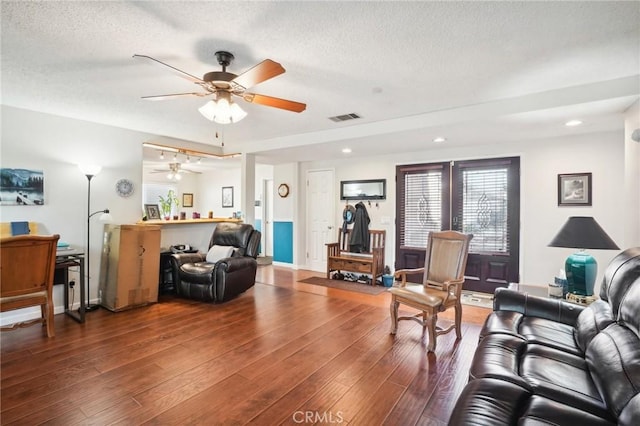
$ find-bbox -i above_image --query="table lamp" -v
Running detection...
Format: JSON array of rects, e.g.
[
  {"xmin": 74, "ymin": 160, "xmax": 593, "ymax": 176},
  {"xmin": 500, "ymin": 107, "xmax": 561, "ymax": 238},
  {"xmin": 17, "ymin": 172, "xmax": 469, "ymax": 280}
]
[{"xmin": 548, "ymin": 216, "xmax": 619, "ymax": 296}]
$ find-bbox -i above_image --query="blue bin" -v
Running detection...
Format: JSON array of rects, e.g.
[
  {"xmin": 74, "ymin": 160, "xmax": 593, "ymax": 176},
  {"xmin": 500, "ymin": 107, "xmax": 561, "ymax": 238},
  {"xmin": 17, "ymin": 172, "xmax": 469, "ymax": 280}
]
[{"xmin": 382, "ymin": 275, "xmax": 394, "ymax": 287}]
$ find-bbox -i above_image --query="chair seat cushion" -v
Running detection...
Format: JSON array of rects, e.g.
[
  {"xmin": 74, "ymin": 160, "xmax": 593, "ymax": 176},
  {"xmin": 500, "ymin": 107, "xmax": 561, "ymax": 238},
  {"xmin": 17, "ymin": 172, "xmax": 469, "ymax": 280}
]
[
  {"xmin": 388, "ymin": 283, "xmax": 452, "ymax": 307},
  {"xmin": 180, "ymin": 262, "xmax": 216, "ymax": 284},
  {"xmin": 470, "ymin": 334, "xmax": 609, "ymax": 419},
  {"xmin": 481, "ymin": 311, "xmax": 582, "ymax": 356}
]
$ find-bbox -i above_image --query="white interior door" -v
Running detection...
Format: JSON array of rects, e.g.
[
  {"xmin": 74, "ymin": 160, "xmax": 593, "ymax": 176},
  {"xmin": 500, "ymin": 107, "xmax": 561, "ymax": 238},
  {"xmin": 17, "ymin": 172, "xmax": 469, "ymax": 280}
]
[
  {"xmin": 306, "ymin": 169, "xmax": 334, "ymax": 272},
  {"xmin": 262, "ymin": 179, "xmax": 274, "ymax": 256}
]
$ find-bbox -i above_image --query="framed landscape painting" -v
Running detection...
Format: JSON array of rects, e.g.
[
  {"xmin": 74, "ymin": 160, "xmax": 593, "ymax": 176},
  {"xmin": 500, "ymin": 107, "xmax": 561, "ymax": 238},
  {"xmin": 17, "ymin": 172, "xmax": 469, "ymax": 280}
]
[
  {"xmin": 0, "ymin": 168, "xmax": 45, "ymax": 205},
  {"xmin": 558, "ymin": 172, "xmax": 592, "ymax": 206}
]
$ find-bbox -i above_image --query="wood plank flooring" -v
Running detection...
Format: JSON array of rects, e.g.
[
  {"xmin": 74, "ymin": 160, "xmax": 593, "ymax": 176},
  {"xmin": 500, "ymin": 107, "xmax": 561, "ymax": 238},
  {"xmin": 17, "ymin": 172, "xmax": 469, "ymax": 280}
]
[{"xmin": 0, "ymin": 266, "xmax": 491, "ymax": 425}]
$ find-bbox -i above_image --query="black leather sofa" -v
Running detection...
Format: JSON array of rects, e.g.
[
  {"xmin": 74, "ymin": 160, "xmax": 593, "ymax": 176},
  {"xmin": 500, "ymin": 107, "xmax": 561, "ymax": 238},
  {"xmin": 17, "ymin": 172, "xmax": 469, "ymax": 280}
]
[
  {"xmin": 169, "ymin": 222, "xmax": 261, "ymax": 303},
  {"xmin": 449, "ymin": 247, "xmax": 640, "ymax": 425}
]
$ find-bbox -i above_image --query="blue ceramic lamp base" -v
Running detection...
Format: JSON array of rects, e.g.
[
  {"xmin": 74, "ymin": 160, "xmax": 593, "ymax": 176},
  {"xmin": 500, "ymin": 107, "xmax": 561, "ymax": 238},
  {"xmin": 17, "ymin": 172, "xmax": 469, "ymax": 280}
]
[{"xmin": 565, "ymin": 250, "xmax": 597, "ymax": 296}]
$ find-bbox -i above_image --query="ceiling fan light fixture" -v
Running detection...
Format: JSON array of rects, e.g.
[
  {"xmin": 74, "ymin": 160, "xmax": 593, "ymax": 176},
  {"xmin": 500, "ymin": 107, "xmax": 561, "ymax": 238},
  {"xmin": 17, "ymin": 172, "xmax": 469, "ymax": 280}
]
[
  {"xmin": 199, "ymin": 100, "xmax": 217, "ymax": 121},
  {"xmin": 198, "ymin": 96, "xmax": 247, "ymax": 125},
  {"xmin": 229, "ymin": 102, "xmax": 247, "ymax": 123}
]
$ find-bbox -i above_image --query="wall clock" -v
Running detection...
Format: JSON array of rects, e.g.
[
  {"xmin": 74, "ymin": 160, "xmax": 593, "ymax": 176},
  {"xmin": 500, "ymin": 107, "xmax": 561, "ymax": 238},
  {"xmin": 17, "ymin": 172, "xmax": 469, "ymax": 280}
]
[
  {"xmin": 278, "ymin": 183, "xmax": 290, "ymax": 198},
  {"xmin": 115, "ymin": 178, "xmax": 134, "ymax": 198}
]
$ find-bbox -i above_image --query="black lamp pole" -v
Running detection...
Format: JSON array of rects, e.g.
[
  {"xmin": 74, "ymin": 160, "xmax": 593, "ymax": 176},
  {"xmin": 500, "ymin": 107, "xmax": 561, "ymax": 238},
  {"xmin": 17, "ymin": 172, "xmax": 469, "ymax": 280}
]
[{"xmin": 84, "ymin": 173, "xmax": 110, "ymax": 312}]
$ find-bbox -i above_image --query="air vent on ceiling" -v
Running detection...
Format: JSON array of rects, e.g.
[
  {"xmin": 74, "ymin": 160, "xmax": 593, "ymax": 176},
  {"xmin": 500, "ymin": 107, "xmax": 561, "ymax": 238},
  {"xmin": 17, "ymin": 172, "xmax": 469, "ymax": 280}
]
[{"xmin": 329, "ymin": 113, "xmax": 361, "ymax": 122}]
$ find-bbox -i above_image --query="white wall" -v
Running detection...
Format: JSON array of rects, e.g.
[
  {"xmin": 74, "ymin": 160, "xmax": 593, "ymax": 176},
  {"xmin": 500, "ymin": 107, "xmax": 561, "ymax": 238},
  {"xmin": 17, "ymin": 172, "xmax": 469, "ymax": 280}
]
[
  {"xmin": 1, "ymin": 105, "xmax": 153, "ymax": 324},
  {"xmin": 196, "ymin": 168, "xmax": 241, "ymax": 219},
  {"xmin": 623, "ymin": 99, "xmax": 640, "ymax": 245},
  {"xmin": 272, "ymin": 163, "xmax": 298, "ymax": 265},
  {"xmin": 194, "ymin": 165, "xmax": 273, "ymax": 220},
  {"xmin": 1, "ymin": 105, "xmax": 637, "ymax": 325},
  {"xmin": 299, "ymin": 130, "xmax": 636, "ymax": 295}
]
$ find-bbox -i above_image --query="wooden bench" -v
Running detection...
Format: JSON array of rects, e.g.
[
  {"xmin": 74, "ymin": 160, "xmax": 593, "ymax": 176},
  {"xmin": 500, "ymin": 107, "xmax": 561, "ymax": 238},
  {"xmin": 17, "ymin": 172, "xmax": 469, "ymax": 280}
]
[{"xmin": 326, "ymin": 229, "xmax": 386, "ymax": 284}]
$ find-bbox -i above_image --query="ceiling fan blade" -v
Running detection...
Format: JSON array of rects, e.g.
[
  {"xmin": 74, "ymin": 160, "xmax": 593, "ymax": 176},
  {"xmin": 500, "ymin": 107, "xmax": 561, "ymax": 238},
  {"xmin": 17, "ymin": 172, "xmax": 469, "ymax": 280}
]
[
  {"xmin": 141, "ymin": 92, "xmax": 208, "ymax": 101},
  {"xmin": 243, "ymin": 93, "xmax": 306, "ymax": 113},
  {"xmin": 232, "ymin": 59, "xmax": 285, "ymax": 90},
  {"xmin": 133, "ymin": 54, "xmax": 203, "ymax": 83}
]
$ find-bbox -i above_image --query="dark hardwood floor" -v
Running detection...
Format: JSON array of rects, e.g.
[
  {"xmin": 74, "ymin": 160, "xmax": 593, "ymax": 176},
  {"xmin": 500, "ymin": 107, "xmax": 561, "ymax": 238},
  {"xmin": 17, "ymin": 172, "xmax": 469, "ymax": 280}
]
[{"xmin": 1, "ymin": 266, "xmax": 491, "ymax": 425}]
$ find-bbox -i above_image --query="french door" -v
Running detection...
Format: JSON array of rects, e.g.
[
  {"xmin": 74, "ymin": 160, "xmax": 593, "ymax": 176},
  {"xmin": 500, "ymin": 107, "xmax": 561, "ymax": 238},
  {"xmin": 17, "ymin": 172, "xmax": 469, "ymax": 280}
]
[{"xmin": 395, "ymin": 157, "xmax": 520, "ymax": 293}]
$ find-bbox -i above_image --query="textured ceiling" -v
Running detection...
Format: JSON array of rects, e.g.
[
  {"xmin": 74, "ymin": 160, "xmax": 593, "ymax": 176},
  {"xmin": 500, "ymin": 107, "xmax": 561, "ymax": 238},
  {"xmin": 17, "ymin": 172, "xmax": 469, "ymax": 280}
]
[{"xmin": 1, "ymin": 1, "xmax": 639, "ymax": 168}]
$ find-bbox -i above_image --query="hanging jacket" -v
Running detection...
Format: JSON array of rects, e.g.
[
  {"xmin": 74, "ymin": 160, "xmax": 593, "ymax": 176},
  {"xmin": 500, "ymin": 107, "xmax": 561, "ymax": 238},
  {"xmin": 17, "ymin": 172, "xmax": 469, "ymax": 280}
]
[{"xmin": 349, "ymin": 201, "xmax": 370, "ymax": 253}]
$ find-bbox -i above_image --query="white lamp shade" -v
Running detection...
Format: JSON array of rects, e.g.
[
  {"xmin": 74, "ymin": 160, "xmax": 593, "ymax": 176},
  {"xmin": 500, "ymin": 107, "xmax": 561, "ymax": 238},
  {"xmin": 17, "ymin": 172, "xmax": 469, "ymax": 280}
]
[
  {"xmin": 198, "ymin": 100, "xmax": 217, "ymax": 121},
  {"xmin": 99, "ymin": 212, "xmax": 114, "ymax": 223},
  {"xmin": 230, "ymin": 102, "xmax": 248, "ymax": 123},
  {"xmin": 79, "ymin": 164, "xmax": 102, "ymax": 176},
  {"xmin": 198, "ymin": 98, "xmax": 247, "ymax": 124}
]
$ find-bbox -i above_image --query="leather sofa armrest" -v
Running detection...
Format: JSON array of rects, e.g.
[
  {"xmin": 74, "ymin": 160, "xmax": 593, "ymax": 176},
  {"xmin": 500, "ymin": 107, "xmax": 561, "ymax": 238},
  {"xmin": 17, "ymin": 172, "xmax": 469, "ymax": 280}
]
[{"xmin": 494, "ymin": 287, "xmax": 585, "ymax": 326}]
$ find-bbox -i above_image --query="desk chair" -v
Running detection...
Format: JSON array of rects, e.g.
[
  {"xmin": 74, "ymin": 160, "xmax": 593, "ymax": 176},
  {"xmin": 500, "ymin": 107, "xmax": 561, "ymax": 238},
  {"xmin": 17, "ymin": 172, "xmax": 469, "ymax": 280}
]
[{"xmin": 1, "ymin": 234, "xmax": 60, "ymax": 337}]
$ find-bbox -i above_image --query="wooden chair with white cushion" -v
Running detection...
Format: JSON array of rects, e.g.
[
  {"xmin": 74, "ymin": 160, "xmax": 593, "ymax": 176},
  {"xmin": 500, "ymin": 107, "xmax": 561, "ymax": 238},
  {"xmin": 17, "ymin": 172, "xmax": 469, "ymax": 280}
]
[{"xmin": 389, "ymin": 230, "xmax": 472, "ymax": 352}]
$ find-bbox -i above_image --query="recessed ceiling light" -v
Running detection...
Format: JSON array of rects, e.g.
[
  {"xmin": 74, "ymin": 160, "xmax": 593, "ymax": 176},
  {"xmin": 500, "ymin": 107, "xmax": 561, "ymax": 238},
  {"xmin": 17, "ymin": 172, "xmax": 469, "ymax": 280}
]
[
  {"xmin": 565, "ymin": 120, "xmax": 583, "ymax": 127},
  {"xmin": 433, "ymin": 137, "xmax": 447, "ymax": 143},
  {"xmin": 342, "ymin": 147, "xmax": 352, "ymax": 154}
]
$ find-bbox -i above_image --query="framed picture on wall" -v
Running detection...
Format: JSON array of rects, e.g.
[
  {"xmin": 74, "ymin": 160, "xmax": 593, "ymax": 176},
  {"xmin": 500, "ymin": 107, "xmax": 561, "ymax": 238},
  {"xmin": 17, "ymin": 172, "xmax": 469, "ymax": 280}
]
[
  {"xmin": 0, "ymin": 168, "xmax": 45, "ymax": 205},
  {"xmin": 222, "ymin": 186, "xmax": 234, "ymax": 208},
  {"xmin": 182, "ymin": 193, "xmax": 193, "ymax": 208},
  {"xmin": 558, "ymin": 172, "xmax": 592, "ymax": 206}
]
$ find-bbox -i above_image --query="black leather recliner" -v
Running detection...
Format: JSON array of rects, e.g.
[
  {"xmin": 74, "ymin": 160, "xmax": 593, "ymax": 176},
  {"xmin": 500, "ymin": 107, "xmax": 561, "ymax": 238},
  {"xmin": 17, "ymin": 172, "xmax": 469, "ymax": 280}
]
[{"xmin": 169, "ymin": 222, "xmax": 261, "ymax": 303}]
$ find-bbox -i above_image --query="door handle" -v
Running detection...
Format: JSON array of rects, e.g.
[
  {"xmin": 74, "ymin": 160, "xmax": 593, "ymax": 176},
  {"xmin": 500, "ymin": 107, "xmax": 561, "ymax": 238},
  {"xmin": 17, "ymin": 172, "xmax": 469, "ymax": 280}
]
[{"xmin": 328, "ymin": 226, "xmax": 333, "ymax": 229}]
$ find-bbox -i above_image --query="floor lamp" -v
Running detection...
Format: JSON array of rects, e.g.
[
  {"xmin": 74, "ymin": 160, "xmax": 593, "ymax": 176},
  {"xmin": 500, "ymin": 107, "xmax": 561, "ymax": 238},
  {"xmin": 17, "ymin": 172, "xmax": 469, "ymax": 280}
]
[{"xmin": 79, "ymin": 165, "xmax": 113, "ymax": 311}]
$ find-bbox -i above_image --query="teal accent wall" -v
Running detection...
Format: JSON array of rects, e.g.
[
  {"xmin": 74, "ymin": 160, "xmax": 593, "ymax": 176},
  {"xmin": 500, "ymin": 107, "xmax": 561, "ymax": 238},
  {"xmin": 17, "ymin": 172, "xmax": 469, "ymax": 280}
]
[{"xmin": 273, "ymin": 221, "xmax": 293, "ymax": 263}]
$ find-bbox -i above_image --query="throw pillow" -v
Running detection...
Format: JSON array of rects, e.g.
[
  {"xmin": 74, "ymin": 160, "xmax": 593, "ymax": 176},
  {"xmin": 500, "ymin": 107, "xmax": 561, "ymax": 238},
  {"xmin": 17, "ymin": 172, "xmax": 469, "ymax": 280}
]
[{"xmin": 206, "ymin": 245, "xmax": 234, "ymax": 263}]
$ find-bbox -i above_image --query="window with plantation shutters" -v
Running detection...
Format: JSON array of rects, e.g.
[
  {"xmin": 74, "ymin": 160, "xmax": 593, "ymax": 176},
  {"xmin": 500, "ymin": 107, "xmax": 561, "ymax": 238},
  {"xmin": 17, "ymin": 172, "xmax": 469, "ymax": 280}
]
[{"xmin": 396, "ymin": 157, "xmax": 520, "ymax": 293}]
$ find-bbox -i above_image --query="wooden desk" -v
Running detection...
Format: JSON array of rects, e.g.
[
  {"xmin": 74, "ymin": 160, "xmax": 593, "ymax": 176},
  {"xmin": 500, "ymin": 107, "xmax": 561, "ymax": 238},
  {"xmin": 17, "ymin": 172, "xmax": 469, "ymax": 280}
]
[{"xmin": 56, "ymin": 247, "xmax": 85, "ymax": 323}]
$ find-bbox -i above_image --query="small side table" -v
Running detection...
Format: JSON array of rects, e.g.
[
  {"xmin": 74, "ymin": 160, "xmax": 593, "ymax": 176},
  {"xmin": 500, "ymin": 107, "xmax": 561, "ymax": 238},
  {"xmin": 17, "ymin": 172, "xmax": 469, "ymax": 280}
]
[
  {"xmin": 56, "ymin": 247, "xmax": 86, "ymax": 323},
  {"xmin": 508, "ymin": 282, "xmax": 597, "ymax": 306},
  {"xmin": 159, "ymin": 251, "xmax": 175, "ymax": 294},
  {"xmin": 508, "ymin": 283, "xmax": 549, "ymax": 297}
]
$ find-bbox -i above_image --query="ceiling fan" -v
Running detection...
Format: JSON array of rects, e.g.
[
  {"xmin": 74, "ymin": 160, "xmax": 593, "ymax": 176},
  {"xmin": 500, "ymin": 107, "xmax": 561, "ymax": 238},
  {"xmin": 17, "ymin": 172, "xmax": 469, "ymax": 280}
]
[
  {"xmin": 151, "ymin": 162, "xmax": 200, "ymax": 180},
  {"xmin": 133, "ymin": 51, "xmax": 306, "ymax": 123}
]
